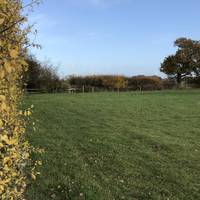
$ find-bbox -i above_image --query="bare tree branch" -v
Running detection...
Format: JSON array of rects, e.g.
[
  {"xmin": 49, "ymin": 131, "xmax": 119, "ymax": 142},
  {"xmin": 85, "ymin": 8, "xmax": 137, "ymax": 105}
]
[
  {"xmin": 22, "ymin": 0, "xmax": 41, "ymax": 9},
  {"xmin": 0, "ymin": 17, "xmax": 25, "ymax": 35}
]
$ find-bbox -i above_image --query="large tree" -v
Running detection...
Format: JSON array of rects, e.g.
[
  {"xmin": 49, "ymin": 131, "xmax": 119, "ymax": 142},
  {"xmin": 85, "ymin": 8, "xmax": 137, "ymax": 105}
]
[
  {"xmin": 160, "ymin": 37, "xmax": 200, "ymax": 85},
  {"xmin": 160, "ymin": 54, "xmax": 191, "ymax": 85},
  {"xmin": 175, "ymin": 37, "xmax": 200, "ymax": 76}
]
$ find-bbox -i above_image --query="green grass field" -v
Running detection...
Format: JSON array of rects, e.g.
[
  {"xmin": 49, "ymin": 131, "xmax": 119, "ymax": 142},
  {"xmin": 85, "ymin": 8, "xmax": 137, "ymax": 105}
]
[{"xmin": 24, "ymin": 90, "xmax": 200, "ymax": 200}]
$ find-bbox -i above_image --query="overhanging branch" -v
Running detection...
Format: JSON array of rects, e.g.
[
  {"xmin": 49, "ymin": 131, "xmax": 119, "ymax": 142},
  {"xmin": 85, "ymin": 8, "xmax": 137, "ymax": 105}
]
[{"xmin": 0, "ymin": 17, "xmax": 25, "ymax": 35}]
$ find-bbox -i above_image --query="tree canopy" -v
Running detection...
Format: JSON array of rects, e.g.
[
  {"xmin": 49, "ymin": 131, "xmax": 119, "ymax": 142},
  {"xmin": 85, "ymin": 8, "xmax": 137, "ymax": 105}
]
[{"xmin": 160, "ymin": 37, "xmax": 200, "ymax": 85}]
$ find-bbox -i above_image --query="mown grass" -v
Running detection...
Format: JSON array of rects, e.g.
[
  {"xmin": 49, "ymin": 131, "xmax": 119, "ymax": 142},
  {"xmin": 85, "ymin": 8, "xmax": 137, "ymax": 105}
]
[{"xmin": 24, "ymin": 90, "xmax": 200, "ymax": 200}]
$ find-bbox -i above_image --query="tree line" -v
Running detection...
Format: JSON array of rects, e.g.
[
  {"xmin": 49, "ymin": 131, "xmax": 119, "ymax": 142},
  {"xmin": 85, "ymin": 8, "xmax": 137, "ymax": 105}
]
[
  {"xmin": 25, "ymin": 37, "xmax": 200, "ymax": 93},
  {"xmin": 24, "ymin": 57, "xmax": 165, "ymax": 92},
  {"xmin": 68, "ymin": 75, "xmax": 163, "ymax": 92}
]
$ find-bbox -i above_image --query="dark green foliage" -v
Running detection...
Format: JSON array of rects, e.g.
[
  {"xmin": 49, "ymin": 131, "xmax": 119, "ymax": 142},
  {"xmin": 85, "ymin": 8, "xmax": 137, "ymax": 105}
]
[
  {"xmin": 24, "ymin": 91, "xmax": 200, "ymax": 200},
  {"xmin": 25, "ymin": 56, "xmax": 63, "ymax": 92}
]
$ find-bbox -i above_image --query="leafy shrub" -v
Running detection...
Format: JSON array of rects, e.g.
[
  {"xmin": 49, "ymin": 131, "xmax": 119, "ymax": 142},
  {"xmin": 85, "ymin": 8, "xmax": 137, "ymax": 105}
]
[{"xmin": 0, "ymin": 1, "xmax": 39, "ymax": 199}]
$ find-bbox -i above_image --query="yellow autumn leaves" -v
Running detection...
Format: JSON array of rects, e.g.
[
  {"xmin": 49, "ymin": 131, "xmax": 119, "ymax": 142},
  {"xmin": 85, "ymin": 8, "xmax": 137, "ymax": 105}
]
[
  {"xmin": 0, "ymin": 18, "xmax": 4, "ymax": 25},
  {"xmin": 0, "ymin": 0, "xmax": 34, "ymax": 199},
  {"xmin": 0, "ymin": 135, "xmax": 18, "ymax": 146},
  {"xmin": 9, "ymin": 49, "xmax": 19, "ymax": 59}
]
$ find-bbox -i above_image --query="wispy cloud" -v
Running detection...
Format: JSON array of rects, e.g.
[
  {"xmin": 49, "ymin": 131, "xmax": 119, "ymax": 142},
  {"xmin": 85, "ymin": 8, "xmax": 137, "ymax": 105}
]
[
  {"xmin": 87, "ymin": 0, "xmax": 124, "ymax": 6},
  {"xmin": 70, "ymin": 0, "xmax": 128, "ymax": 7}
]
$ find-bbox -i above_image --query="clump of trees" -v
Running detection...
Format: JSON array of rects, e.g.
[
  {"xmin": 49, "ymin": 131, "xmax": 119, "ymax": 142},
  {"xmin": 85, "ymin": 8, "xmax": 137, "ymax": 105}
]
[
  {"xmin": 25, "ymin": 55, "xmax": 67, "ymax": 92},
  {"xmin": 160, "ymin": 37, "xmax": 200, "ymax": 87}
]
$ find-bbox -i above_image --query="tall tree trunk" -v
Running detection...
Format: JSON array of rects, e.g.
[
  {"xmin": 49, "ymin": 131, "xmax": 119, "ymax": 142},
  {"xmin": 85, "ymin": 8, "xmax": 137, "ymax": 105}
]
[{"xmin": 176, "ymin": 74, "xmax": 182, "ymax": 88}]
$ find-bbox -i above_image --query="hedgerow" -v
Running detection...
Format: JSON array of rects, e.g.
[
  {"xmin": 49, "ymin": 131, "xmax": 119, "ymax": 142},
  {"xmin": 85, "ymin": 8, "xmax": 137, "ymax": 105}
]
[{"xmin": 0, "ymin": 0, "xmax": 39, "ymax": 199}]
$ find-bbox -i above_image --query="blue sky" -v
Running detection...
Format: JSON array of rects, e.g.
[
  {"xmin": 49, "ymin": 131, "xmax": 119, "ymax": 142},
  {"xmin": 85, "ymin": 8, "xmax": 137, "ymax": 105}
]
[{"xmin": 28, "ymin": 0, "xmax": 200, "ymax": 77}]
